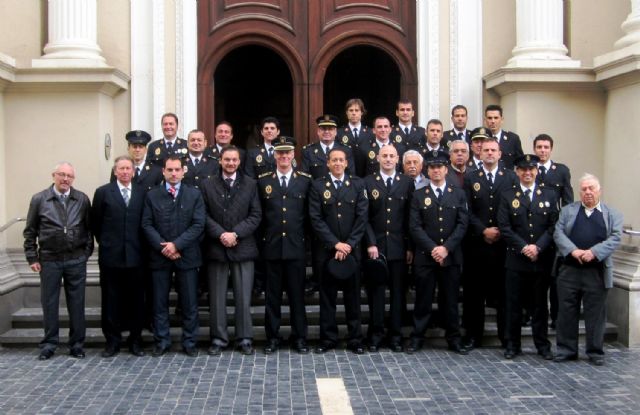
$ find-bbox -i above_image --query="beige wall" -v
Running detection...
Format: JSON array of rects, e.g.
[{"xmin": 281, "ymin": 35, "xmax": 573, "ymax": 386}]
[
  {"xmin": 0, "ymin": 0, "xmax": 44, "ymax": 66},
  {"xmin": 98, "ymin": 0, "xmax": 131, "ymax": 74},
  {"xmin": 483, "ymin": 0, "xmax": 516, "ymax": 75}
]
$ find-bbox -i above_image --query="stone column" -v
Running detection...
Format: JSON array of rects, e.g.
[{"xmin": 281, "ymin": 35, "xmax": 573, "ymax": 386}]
[
  {"xmin": 614, "ymin": 0, "xmax": 640, "ymax": 49},
  {"xmin": 35, "ymin": 0, "xmax": 106, "ymax": 66},
  {"xmin": 507, "ymin": 0, "xmax": 579, "ymax": 68}
]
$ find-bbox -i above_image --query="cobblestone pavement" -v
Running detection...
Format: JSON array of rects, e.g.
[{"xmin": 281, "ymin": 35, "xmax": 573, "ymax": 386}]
[{"xmin": 0, "ymin": 342, "xmax": 639, "ymax": 414}]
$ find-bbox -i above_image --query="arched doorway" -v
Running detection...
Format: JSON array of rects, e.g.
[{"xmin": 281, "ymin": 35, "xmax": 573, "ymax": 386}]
[
  {"xmin": 323, "ymin": 46, "xmax": 401, "ymax": 127},
  {"xmin": 214, "ymin": 45, "xmax": 293, "ymax": 149}
]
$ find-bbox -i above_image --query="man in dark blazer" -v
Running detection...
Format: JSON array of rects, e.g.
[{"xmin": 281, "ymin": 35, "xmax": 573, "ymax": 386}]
[
  {"xmin": 355, "ymin": 116, "xmax": 406, "ymax": 177},
  {"xmin": 92, "ymin": 155, "xmax": 146, "ymax": 357},
  {"xmin": 146, "ymin": 113, "xmax": 188, "ymax": 167},
  {"xmin": 142, "ymin": 155, "xmax": 205, "ymax": 357},
  {"xmin": 203, "ymin": 121, "xmax": 246, "ymax": 172},
  {"xmin": 446, "ymin": 139, "xmax": 471, "ymax": 188},
  {"xmin": 245, "ymin": 116, "xmax": 280, "ymax": 179},
  {"xmin": 182, "ymin": 129, "xmax": 219, "ymax": 190},
  {"xmin": 339, "ymin": 97, "xmax": 374, "ymax": 148},
  {"xmin": 498, "ymin": 154, "xmax": 558, "ymax": 360},
  {"xmin": 408, "ymin": 150, "xmax": 469, "ymax": 355},
  {"xmin": 111, "ymin": 130, "xmax": 163, "ymax": 191},
  {"xmin": 363, "ymin": 144, "xmax": 414, "ymax": 352},
  {"xmin": 462, "ymin": 136, "xmax": 517, "ymax": 350},
  {"xmin": 302, "ymin": 114, "xmax": 356, "ymax": 179},
  {"xmin": 392, "ymin": 99, "xmax": 425, "ymax": 149},
  {"xmin": 442, "ymin": 104, "xmax": 472, "ymax": 148},
  {"xmin": 553, "ymin": 174, "xmax": 622, "ymax": 366},
  {"xmin": 309, "ymin": 147, "xmax": 368, "ymax": 354},
  {"xmin": 258, "ymin": 137, "xmax": 312, "ymax": 354},
  {"xmin": 484, "ymin": 104, "xmax": 523, "ymax": 169},
  {"xmin": 201, "ymin": 145, "xmax": 262, "ymax": 356}
]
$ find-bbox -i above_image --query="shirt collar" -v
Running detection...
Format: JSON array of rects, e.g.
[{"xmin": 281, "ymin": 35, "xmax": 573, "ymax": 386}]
[
  {"xmin": 165, "ymin": 182, "xmax": 181, "ymax": 191},
  {"xmin": 430, "ymin": 182, "xmax": 445, "ymax": 194},
  {"xmin": 117, "ymin": 181, "xmax": 132, "ymax": 192},
  {"xmin": 330, "ymin": 173, "xmax": 345, "ymax": 183},
  {"xmin": 264, "ymin": 142, "xmax": 274, "ymax": 153},
  {"xmin": 427, "ymin": 143, "xmax": 440, "ymax": 151},
  {"xmin": 399, "ymin": 122, "xmax": 412, "ymax": 131},
  {"xmin": 539, "ymin": 160, "xmax": 552, "ymax": 170},
  {"xmin": 582, "ymin": 202, "xmax": 602, "ymax": 213},
  {"xmin": 379, "ymin": 171, "xmax": 395, "ymax": 183},
  {"xmin": 278, "ymin": 169, "xmax": 293, "ymax": 181},
  {"xmin": 375, "ymin": 139, "xmax": 389, "ymax": 148},
  {"xmin": 483, "ymin": 165, "xmax": 499, "ymax": 176},
  {"xmin": 190, "ymin": 153, "xmax": 202, "ymax": 163},
  {"xmin": 349, "ymin": 123, "xmax": 362, "ymax": 130},
  {"xmin": 453, "ymin": 128, "xmax": 466, "ymax": 136},
  {"xmin": 52, "ymin": 187, "xmax": 70, "ymax": 198},
  {"xmin": 222, "ymin": 172, "xmax": 237, "ymax": 182},
  {"xmin": 520, "ymin": 183, "xmax": 535, "ymax": 194}
]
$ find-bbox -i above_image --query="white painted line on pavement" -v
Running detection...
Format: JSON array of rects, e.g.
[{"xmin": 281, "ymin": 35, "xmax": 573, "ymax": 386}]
[{"xmin": 316, "ymin": 377, "xmax": 354, "ymax": 415}]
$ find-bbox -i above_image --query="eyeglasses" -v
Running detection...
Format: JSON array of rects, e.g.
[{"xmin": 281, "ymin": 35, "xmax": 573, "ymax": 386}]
[{"xmin": 54, "ymin": 172, "xmax": 75, "ymax": 179}]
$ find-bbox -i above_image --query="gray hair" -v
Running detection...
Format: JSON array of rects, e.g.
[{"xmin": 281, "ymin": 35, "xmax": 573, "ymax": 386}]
[
  {"xmin": 579, "ymin": 173, "xmax": 601, "ymax": 190},
  {"xmin": 113, "ymin": 155, "xmax": 134, "ymax": 171},
  {"xmin": 402, "ymin": 149, "xmax": 424, "ymax": 164},
  {"xmin": 53, "ymin": 161, "xmax": 74, "ymax": 174},
  {"xmin": 449, "ymin": 139, "xmax": 469, "ymax": 152}
]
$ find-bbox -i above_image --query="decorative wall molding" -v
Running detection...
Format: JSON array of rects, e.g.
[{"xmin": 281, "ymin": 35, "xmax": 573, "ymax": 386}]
[
  {"xmin": 176, "ymin": 1, "xmax": 198, "ymax": 133},
  {"xmin": 417, "ymin": 0, "xmax": 439, "ymax": 125}
]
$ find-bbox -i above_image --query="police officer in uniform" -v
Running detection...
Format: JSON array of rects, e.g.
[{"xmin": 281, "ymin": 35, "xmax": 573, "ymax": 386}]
[
  {"xmin": 462, "ymin": 134, "xmax": 517, "ymax": 350},
  {"xmin": 340, "ymin": 98, "xmax": 374, "ymax": 148},
  {"xmin": 146, "ymin": 112, "xmax": 188, "ymax": 167},
  {"xmin": 497, "ymin": 154, "xmax": 558, "ymax": 360},
  {"xmin": 484, "ymin": 104, "xmax": 524, "ymax": 169},
  {"xmin": 302, "ymin": 115, "xmax": 356, "ymax": 179},
  {"xmin": 182, "ymin": 129, "xmax": 219, "ymax": 190},
  {"xmin": 204, "ymin": 121, "xmax": 246, "ymax": 171},
  {"xmin": 112, "ymin": 130, "xmax": 163, "ymax": 192},
  {"xmin": 355, "ymin": 116, "xmax": 406, "ymax": 177},
  {"xmin": 245, "ymin": 116, "xmax": 280, "ymax": 179},
  {"xmin": 393, "ymin": 99, "xmax": 425, "ymax": 149},
  {"xmin": 308, "ymin": 147, "xmax": 368, "ymax": 354},
  {"xmin": 442, "ymin": 104, "xmax": 472, "ymax": 148},
  {"xmin": 258, "ymin": 136, "xmax": 312, "ymax": 354},
  {"xmin": 408, "ymin": 150, "xmax": 469, "ymax": 355},
  {"xmin": 363, "ymin": 144, "xmax": 414, "ymax": 352}
]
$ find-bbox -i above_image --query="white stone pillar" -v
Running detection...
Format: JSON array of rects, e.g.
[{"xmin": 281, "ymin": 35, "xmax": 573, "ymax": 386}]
[
  {"xmin": 614, "ymin": 0, "xmax": 640, "ymax": 49},
  {"xmin": 507, "ymin": 0, "xmax": 579, "ymax": 68},
  {"xmin": 34, "ymin": 0, "xmax": 106, "ymax": 67}
]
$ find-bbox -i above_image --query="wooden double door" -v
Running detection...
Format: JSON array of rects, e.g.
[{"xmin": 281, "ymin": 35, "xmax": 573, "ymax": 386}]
[{"xmin": 198, "ymin": 0, "xmax": 418, "ymax": 149}]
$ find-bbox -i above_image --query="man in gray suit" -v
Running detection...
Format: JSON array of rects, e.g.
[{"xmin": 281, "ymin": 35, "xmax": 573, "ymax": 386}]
[
  {"xmin": 402, "ymin": 150, "xmax": 428, "ymax": 190},
  {"xmin": 553, "ymin": 173, "xmax": 622, "ymax": 366}
]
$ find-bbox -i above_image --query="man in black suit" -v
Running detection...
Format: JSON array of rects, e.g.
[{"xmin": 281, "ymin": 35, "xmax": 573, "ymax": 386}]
[
  {"xmin": 442, "ymin": 104, "xmax": 472, "ymax": 148},
  {"xmin": 498, "ymin": 154, "xmax": 558, "ymax": 360},
  {"xmin": 309, "ymin": 147, "xmax": 368, "ymax": 354},
  {"xmin": 462, "ymin": 136, "xmax": 517, "ymax": 350},
  {"xmin": 92, "ymin": 155, "xmax": 146, "ymax": 357},
  {"xmin": 201, "ymin": 146, "xmax": 262, "ymax": 356},
  {"xmin": 258, "ymin": 137, "xmax": 312, "ymax": 354},
  {"xmin": 392, "ymin": 99, "xmax": 425, "ymax": 149},
  {"xmin": 146, "ymin": 112, "xmax": 188, "ymax": 167},
  {"xmin": 355, "ymin": 116, "xmax": 406, "ymax": 177},
  {"xmin": 204, "ymin": 121, "xmax": 246, "ymax": 171},
  {"xmin": 408, "ymin": 150, "xmax": 469, "ymax": 355},
  {"xmin": 363, "ymin": 144, "xmax": 414, "ymax": 352},
  {"xmin": 245, "ymin": 116, "xmax": 280, "ymax": 179},
  {"xmin": 484, "ymin": 104, "xmax": 524, "ymax": 169},
  {"xmin": 339, "ymin": 98, "xmax": 374, "ymax": 148},
  {"xmin": 142, "ymin": 156, "xmax": 205, "ymax": 357},
  {"xmin": 446, "ymin": 139, "xmax": 471, "ymax": 188},
  {"xmin": 302, "ymin": 114, "xmax": 356, "ymax": 179},
  {"xmin": 182, "ymin": 129, "xmax": 219, "ymax": 190},
  {"xmin": 111, "ymin": 130, "xmax": 163, "ymax": 191}
]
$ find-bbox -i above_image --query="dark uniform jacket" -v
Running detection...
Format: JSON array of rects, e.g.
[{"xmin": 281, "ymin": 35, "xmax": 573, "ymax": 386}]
[
  {"xmin": 245, "ymin": 145, "xmax": 277, "ymax": 179},
  {"xmin": 141, "ymin": 183, "xmax": 205, "ymax": 270},
  {"xmin": 363, "ymin": 173, "xmax": 414, "ymax": 261},
  {"xmin": 495, "ymin": 131, "xmax": 524, "ymax": 169},
  {"xmin": 409, "ymin": 183, "xmax": 468, "ymax": 267},
  {"xmin": 200, "ymin": 174, "xmax": 262, "ymax": 262},
  {"xmin": 146, "ymin": 138, "xmax": 188, "ymax": 167},
  {"xmin": 308, "ymin": 174, "xmax": 368, "ymax": 258},
  {"xmin": 110, "ymin": 160, "xmax": 163, "ymax": 191},
  {"xmin": 182, "ymin": 154, "xmax": 219, "ymax": 189},
  {"xmin": 392, "ymin": 125, "xmax": 425, "ymax": 150},
  {"xmin": 464, "ymin": 167, "xmax": 518, "ymax": 238},
  {"xmin": 536, "ymin": 161, "xmax": 573, "ymax": 208},
  {"xmin": 355, "ymin": 139, "xmax": 406, "ymax": 177},
  {"xmin": 258, "ymin": 170, "xmax": 312, "ymax": 260},
  {"xmin": 24, "ymin": 186, "xmax": 94, "ymax": 264},
  {"xmin": 91, "ymin": 182, "xmax": 146, "ymax": 268},
  {"xmin": 301, "ymin": 141, "xmax": 355, "ymax": 179},
  {"xmin": 497, "ymin": 186, "xmax": 559, "ymax": 272},
  {"xmin": 338, "ymin": 125, "xmax": 374, "ymax": 148}
]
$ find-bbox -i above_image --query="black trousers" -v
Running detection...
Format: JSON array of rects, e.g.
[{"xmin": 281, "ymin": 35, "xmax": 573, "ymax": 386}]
[
  {"xmin": 504, "ymin": 269, "xmax": 551, "ymax": 352},
  {"xmin": 264, "ymin": 258, "xmax": 308, "ymax": 341},
  {"xmin": 556, "ymin": 264, "xmax": 608, "ymax": 358},
  {"xmin": 318, "ymin": 260, "xmax": 362, "ymax": 345},
  {"xmin": 412, "ymin": 263, "xmax": 461, "ymax": 345},
  {"xmin": 99, "ymin": 265, "xmax": 145, "ymax": 346},
  {"xmin": 364, "ymin": 259, "xmax": 406, "ymax": 345}
]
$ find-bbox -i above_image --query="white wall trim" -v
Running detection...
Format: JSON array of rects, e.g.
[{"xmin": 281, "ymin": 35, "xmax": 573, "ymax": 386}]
[
  {"xmin": 152, "ymin": 0, "xmax": 166, "ymax": 140},
  {"xmin": 130, "ymin": 1, "xmax": 157, "ymax": 135},
  {"xmin": 417, "ymin": 0, "xmax": 439, "ymax": 125},
  {"xmin": 176, "ymin": 0, "xmax": 198, "ymax": 135}
]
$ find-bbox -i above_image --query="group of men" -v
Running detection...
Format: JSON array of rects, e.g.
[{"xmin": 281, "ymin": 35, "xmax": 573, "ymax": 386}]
[{"xmin": 24, "ymin": 101, "xmax": 622, "ymax": 366}]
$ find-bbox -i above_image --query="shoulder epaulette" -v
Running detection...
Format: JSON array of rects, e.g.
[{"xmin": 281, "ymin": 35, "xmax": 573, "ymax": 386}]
[
  {"xmin": 296, "ymin": 171, "xmax": 311, "ymax": 178},
  {"xmin": 258, "ymin": 171, "xmax": 273, "ymax": 179}
]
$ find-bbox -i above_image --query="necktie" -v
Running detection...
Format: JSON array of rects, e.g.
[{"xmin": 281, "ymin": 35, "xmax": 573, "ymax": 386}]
[
  {"xmin": 168, "ymin": 186, "xmax": 176, "ymax": 199},
  {"xmin": 334, "ymin": 179, "xmax": 342, "ymax": 189},
  {"xmin": 404, "ymin": 127, "xmax": 410, "ymax": 136},
  {"xmin": 167, "ymin": 141, "xmax": 173, "ymax": 152},
  {"xmin": 194, "ymin": 157, "xmax": 200, "ymax": 166},
  {"xmin": 478, "ymin": 160, "xmax": 484, "ymax": 170},
  {"xmin": 539, "ymin": 165, "xmax": 546, "ymax": 180},
  {"xmin": 59, "ymin": 194, "xmax": 67, "ymax": 205},
  {"xmin": 487, "ymin": 172, "xmax": 494, "ymax": 185},
  {"xmin": 457, "ymin": 132, "xmax": 463, "ymax": 140},
  {"xmin": 135, "ymin": 167, "xmax": 141, "ymax": 177},
  {"xmin": 436, "ymin": 187, "xmax": 443, "ymax": 201},
  {"xmin": 268, "ymin": 147, "xmax": 274, "ymax": 158},
  {"xmin": 281, "ymin": 175, "xmax": 287, "ymax": 189},
  {"xmin": 324, "ymin": 145, "xmax": 330, "ymax": 155},
  {"xmin": 353, "ymin": 128, "xmax": 358, "ymax": 139},
  {"xmin": 224, "ymin": 178, "xmax": 233, "ymax": 189},
  {"xmin": 524, "ymin": 189, "xmax": 531, "ymax": 201},
  {"xmin": 121, "ymin": 187, "xmax": 130, "ymax": 206},
  {"xmin": 386, "ymin": 177, "xmax": 393, "ymax": 191}
]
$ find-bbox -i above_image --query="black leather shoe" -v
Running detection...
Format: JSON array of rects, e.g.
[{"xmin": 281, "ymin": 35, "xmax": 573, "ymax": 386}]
[
  {"xmin": 389, "ymin": 342, "xmax": 403, "ymax": 353},
  {"xmin": 589, "ymin": 356, "xmax": 605, "ymax": 366},
  {"xmin": 294, "ymin": 340, "xmax": 309, "ymax": 355},
  {"xmin": 405, "ymin": 338, "xmax": 422, "ymax": 354},
  {"xmin": 504, "ymin": 349, "xmax": 521, "ymax": 359},
  {"xmin": 152, "ymin": 345, "xmax": 170, "ymax": 357},
  {"xmin": 207, "ymin": 344, "xmax": 223, "ymax": 356},
  {"xmin": 462, "ymin": 338, "xmax": 479, "ymax": 351},
  {"xmin": 263, "ymin": 339, "xmax": 279, "ymax": 355},
  {"xmin": 347, "ymin": 342, "xmax": 365, "ymax": 355},
  {"xmin": 305, "ymin": 282, "xmax": 319, "ymax": 296},
  {"xmin": 368, "ymin": 344, "xmax": 379, "ymax": 353},
  {"xmin": 183, "ymin": 346, "xmax": 198, "ymax": 357},
  {"xmin": 129, "ymin": 343, "xmax": 145, "ymax": 357},
  {"xmin": 239, "ymin": 343, "xmax": 254, "ymax": 355},
  {"xmin": 448, "ymin": 343, "xmax": 469, "ymax": 355},
  {"xmin": 38, "ymin": 349, "xmax": 54, "ymax": 360},
  {"xmin": 538, "ymin": 349, "xmax": 554, "ymax": 360},
  {"xmin": 101, "ymin": 345, "xmax": 120, "ymax": 358},
  {"xmin": 314, "ymin": 342, "xmax": 336, "ymax": 354},
  {"xmin": 70, "ymin": 348, "xmax": 85, "ymax": 359},
  {"xmin": 554, "ymin": 354, "xmax": 578, "ymax": 363}
]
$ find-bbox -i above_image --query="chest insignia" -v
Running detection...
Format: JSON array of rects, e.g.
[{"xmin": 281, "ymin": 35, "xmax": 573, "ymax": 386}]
[
  {"xmin": 256, "ymin": 154, "xmax": 263, "ymax": 163},
  {"xmin": 368, "ymin": 151, "xmax": 375, "ymax": 160},
  {"xmin": 371, "ymin": 189, "xmax": 379, "ymax": 199},
  {"xmin": 395, "ymin": 135, "xmax": 402, "ymax": 143},
  {"xmin": 425, "ymin": 197, "xmax": 432, "ymax": 206},
  {"xmin": 323, "ymin": 190, "xmax": 331, "ymax": 200},
  {"xmin": 265, "ymin": 185, "xmax": 272, "ymax": 195},
  {"xmin": 155, "ymin": 148, "xmax": 161, "ymax": 156},
  {"xmin": 473, "ymin": 183, "xmax": 481, "ymax": 192},
  {"xmin": 512, "ymin": 199, "xmax": 520, "ymax": 209},
  {"xmin": 342, "ymin": 136, "xmax": 349, "ymax": 144}
]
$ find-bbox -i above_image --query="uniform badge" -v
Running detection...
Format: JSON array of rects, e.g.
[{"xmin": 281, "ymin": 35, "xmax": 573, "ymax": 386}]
[
  {"xmin": 512, "ymin": 199, "xmax": 520, "ymax": 208},
  {"xmin": 425, "ymin": 197, "xmax": 432, "ymax": 206},
  {"xmin": 325, "ymin": 181, "xmax": 331, "ymax": 187},
  {"xmin": 552, "ymin": 165, "xmax": 557, "ymax": 170},
  {"xmin": 539, "ymin": 202, "xmax": 544, "ymax": 208},
  {"xmin": 371, "ymin": 189, "xmax": 379, "ymax": 199},
  {"xmin": 345, "ymin": 180, "xmax": 350, "ymax": 186},
  {"xmin": 314, "ymin": 148, "xmax": 318, "ymax": 154},
  {"xmin": 342, "ymin": 136, "xmax": 349, "ymax": 144},
  {"xmin": 479, "ymin": 171, "xmax": 484, "ymax": 177},
  {"xmin": 155, "ymin": 148, "xmax": 161, "ymax": 156},
  {"xmin": 145, "ymin": 165, "xmax": 150, "ymax": 171},
  {"xmin": 323, "ymin": 190, "xmax": 331, "ymax": 200},
  {"xmin": 395, "ymin": 135, "xmax": 402, "ymax": 143},
  {"xmin": 545, "ymin": 201, "xmax": 550, "ymax": 207},
  {"xmin": 180, "ymin": 148, "xmax": 187, "ymax": 154},
  {"xmin": 265, "ymin": 185, "xmax": 272, "ymax": 195},
  {"xmin": 368, "ymin": 151, "xmax": 375, "ymax": 160},
  {"xmin": 498, "ymin": 171, "xmax": 503, "ymax": 176},
  {"xmin": 536, "ymin": 189, "xmax": 541, "ymax": 195},
  {"xmin": 256, "ymin": 154, "xmax": 263, "ymax": 163}
]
